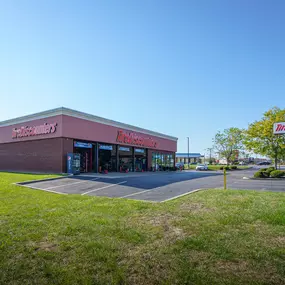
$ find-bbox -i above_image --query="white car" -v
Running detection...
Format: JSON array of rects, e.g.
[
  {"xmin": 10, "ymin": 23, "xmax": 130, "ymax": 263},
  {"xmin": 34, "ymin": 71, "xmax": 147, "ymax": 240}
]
[{"xmin": 196, "ymin": 164, "xmax": 208, "ymax": 171}]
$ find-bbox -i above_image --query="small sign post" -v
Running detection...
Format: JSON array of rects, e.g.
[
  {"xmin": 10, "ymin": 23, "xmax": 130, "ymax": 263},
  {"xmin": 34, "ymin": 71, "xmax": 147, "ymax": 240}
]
[{"xmin": 224, "ymin": 168, "xmax": 227, "ymax": 190}]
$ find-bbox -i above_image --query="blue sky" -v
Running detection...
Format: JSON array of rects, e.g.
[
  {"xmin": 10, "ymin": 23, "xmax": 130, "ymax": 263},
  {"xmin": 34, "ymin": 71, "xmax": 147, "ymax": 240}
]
[{"xmin": 0, "ymin": 0, "xmax": 284, "ymax": 154}]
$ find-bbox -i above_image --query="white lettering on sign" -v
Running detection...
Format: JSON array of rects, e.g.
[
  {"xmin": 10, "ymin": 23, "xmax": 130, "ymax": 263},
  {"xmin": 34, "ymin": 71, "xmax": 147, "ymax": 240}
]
[{"xmin": 12, "ymin": 123, "xmax": 57, "ymax": 139}]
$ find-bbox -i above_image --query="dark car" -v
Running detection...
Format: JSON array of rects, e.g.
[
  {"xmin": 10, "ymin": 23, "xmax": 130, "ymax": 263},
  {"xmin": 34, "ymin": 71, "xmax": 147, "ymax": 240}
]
[{"xmin": 257, "ymin": 161, "xmax": 271, "ymax": 165}]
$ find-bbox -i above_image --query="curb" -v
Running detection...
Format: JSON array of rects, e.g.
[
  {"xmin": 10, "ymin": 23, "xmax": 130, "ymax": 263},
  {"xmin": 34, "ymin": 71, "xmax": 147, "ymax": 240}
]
[
  {"xmin": 161, "ymin": 188, "xmax": 207, "ymax": 202},
  {"xmin": 15, "ymin": 175, "xmax": 71, "ymax": 186},
  {"xmin": 249, "ymin": 177, "xmax": 285, "ymax": 181}
]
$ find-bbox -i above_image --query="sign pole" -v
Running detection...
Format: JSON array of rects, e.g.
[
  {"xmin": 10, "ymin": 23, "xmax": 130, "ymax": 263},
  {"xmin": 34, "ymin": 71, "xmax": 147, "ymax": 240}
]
[{"xmin": 224, "ymin": 168, "xmax": 227, "ymax": 190}]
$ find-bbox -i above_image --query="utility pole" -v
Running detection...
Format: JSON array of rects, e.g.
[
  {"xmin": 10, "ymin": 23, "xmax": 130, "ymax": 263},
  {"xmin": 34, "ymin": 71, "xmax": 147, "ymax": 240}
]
[
  {"xmin": 187, "ymin": 137, "xmax": 190, "ymax": 167},
  {"xmin": 206, "ymin": 147, "xmax": 214, "ymax": 164},
  {"xmin": 208, "ymin": 147, "xmax": 213, "ymax": 163}
]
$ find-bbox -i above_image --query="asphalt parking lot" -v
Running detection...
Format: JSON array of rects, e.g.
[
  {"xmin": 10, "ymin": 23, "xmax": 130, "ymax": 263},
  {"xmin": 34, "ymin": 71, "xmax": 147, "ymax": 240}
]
[{"xmin": 17, "ymin": 167, "xmax": 285, "ymax": 202}]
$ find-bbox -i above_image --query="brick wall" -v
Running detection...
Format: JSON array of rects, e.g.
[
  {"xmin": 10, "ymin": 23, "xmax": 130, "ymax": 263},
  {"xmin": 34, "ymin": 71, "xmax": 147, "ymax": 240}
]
[{"xmin": 0, "ymin": 138, "xmax": 73, "ymax": 173}]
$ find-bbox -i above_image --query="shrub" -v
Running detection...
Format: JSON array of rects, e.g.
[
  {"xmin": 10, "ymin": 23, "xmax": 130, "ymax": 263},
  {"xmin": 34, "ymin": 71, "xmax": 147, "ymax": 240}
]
[
  {"xmin": 254, "ymin": 171, "xmax": 265, "ymax": 178},
  {"xmin": 230, "ymin": 166, "xmax": 237, "ymax": 170},
  {"xmin": 265, "ymin": 167, "xmax": 275, "ymax": 175},
  {"xmin": 220, "ymin": 166, "xmax": 224, "ymax": 170},
  {"xmin": 224, "ymin": 166, "xmax": 230, "ymax": 171},
  {"xmin": 261, "ymin": 171, "xmax": 270, "ymax": 178},
  {"xmin": 270, "ymin": 170, "xmax": 285, "ymax": 178}
]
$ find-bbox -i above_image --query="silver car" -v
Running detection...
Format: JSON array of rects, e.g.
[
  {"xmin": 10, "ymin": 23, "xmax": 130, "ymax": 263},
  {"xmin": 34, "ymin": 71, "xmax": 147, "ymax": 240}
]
[{"xmin": 196, "ymin": 164, "xmax": 208, "ymax": 171}]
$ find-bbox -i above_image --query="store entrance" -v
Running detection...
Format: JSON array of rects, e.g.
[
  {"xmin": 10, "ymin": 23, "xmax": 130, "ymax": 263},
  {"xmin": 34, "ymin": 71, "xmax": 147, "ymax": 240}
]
[
  {"xmin": 118, "ymin": 146, "xmax": 133, "ymax": 172},
  {"xmin": 74, "ymin": 141, "xmax": 93, "ymax": 173},
  {"xmin": 98, "ymin": 144, "xmax": 117, "ymax": 172},
  {"xmin": 134, "ymin": 148, "xmax": 147, "ymax": 171}
]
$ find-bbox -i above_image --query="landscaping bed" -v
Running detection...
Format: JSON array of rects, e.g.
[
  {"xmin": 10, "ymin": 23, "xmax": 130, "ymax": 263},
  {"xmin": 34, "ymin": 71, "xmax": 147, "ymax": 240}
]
[
  {"xmin": 253, "ymin": 167, "xmax": 285, "ymax": 179},
  {"xmin": 1, "ymin": 172, "xmax": 285, "ymax": 285}
]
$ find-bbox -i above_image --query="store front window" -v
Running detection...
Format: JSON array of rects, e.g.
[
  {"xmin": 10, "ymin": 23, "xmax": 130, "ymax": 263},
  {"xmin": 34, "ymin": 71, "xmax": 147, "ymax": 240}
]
[
  {"xmin": 134, "ymin": 148, "xmax": 146, "ymax": 172},
  {"xmin": 74, "ymin": 141, "xmax": 93, "ymax": 173},
  {"xmin": 118, "ymin": 146, "xmax": 133, "ymax": 172},
  {"xmin": 98, "ymin": 144, "xmax": 116, "ymax": 172},
  {"xmin": 151, "ymin": 152, "xmax": 174, "ymax": 171}
]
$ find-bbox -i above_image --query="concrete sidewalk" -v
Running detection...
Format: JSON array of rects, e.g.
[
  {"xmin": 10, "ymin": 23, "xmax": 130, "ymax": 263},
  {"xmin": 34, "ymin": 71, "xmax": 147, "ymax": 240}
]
[{"xmin": 78, "ymin": 171, "xmax": 182, "ymax": 179}]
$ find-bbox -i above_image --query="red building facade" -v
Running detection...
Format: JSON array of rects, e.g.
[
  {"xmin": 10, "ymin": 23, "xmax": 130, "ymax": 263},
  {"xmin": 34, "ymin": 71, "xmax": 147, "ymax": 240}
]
[{"xmin": 0, "ymin": 108, "xmax": 177, "ymax": 173}]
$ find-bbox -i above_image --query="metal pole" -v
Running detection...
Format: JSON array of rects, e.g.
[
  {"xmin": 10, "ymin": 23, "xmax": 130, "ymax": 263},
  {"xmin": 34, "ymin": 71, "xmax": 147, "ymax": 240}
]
[
  {"xmin": 224, "ymin": 167, "xmax": 227, "ymax": 190},
  {"xmin": 187, "ymin": 137, "xmax": 190, "ymax": 168}
]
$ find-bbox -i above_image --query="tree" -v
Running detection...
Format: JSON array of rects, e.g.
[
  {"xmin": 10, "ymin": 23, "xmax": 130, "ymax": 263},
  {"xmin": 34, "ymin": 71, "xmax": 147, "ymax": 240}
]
[
  {"xmin": 244, "ymin": 107, "xmax": 285, "ymax": 169},
  {"xmin": 213, "ymin": 128, "xmax": 244, "ymax": 165}
]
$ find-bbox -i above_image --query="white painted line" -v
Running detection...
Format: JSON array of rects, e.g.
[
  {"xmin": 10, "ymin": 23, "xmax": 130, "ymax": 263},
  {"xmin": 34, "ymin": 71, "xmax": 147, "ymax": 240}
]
[
  {"xmin": 45, "ymin": 178, "xmax": 99, "ymax": 190},
  {"xmin": 121, "ymin": 189, "xmax": 152, "ymax": 198},
  {"xmin": 161, "ymin": 188, "xmax": 205, "ymax": 202},
  {"xmin": 81, "ymin": 181, "xmax": 127, "ymax": 196},
  {"xmin": 17, "ymin": 184, "xmax": 68, "ymax": 195}
]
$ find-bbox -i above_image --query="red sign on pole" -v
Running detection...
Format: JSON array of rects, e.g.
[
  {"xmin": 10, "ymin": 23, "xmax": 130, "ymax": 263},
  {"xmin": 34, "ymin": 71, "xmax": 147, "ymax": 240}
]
[{"xmin": 273, "ymin": 122, "xmax": 285, "ymax": 135}]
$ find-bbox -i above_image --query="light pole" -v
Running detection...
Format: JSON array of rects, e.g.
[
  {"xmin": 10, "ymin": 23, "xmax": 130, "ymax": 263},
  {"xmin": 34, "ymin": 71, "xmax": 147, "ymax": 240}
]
[
  {"xmin": 206, "ymin": 147, "xmax": 213, "ymax": 164},
  {"xmin": 187, "ymin": 137, "xmax": 190, "ymax": 167}
]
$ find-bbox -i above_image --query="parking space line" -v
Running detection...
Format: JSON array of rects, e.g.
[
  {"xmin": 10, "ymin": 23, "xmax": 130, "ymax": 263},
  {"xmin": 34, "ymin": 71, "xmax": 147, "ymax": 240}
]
[
  {"xmin": 45, "ymin": 178, "xmax": 100, "ymax": 190},
  {"xmin": 18, "ymin": 184, "xmax": 68, "ymax": 195},
  {"xmin": 121, "ymin": 189, "xmax": 152, "ymax": 198},
  {"xmin": 81, "ymin": 181, "xmax": 127, "ymax": 196}
]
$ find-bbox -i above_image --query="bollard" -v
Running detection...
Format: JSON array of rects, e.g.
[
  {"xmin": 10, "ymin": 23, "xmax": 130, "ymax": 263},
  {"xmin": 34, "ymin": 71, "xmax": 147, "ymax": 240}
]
[{"xmin": 224, "ymin": 168, "xmax": 227, "ymax": 190}]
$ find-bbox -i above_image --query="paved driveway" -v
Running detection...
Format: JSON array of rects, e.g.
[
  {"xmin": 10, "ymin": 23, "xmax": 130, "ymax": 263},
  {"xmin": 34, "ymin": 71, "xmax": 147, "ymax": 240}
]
[{"xmin": 17, "ymin": 168, "xmax": 285, "ymax": 202}]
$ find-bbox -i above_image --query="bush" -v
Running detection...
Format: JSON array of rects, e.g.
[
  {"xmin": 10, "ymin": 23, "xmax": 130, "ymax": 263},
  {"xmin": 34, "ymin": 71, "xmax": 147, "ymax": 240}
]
[
  {"xmin": 254, "ymin": 171, "xmax": 265, "ymax": 178},
  {"xmin": 230, "ymin": 166, "xmax": 237, "ymax": 170},
  {"xmin": 219, "ymin": 166, "xmax": 230, "ymax": 171},
  {"xmin": 270, "ymin": 170, "xmax": 285, "ymax": 178},
  {"xmin": 265, "ymin": 167, "xmax": 275, "ymax": 175},
  {"xmin": 261, "ymin": 171, "xmax": 270, "ymax": 178}
]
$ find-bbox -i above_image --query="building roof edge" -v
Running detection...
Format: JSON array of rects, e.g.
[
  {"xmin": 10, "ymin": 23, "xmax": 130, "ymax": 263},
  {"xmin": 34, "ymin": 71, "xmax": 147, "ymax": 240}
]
[{"xmin": 0, "ymin": 107, "xmax": 178, "ymax": 141}]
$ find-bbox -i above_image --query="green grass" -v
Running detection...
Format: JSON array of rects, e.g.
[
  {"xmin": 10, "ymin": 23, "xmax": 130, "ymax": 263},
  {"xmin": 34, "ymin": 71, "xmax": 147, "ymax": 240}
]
[{"xmin": 1, "ymin": 172, "xmax": 285, "ymax": 285}]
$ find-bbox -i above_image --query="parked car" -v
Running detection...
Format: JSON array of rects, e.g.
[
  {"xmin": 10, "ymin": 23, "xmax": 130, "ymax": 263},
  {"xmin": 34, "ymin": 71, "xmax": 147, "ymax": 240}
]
[
  {"xmin": 196, "ymin": 164, "xmax": 208, "ymax": 171},
  {"xmin": 257, "ymin": 161, "xmax": 271, "ymax": 165},
  {"xmin": 175, "ymin": 162, "xmax": 184, "ymax": 169}
]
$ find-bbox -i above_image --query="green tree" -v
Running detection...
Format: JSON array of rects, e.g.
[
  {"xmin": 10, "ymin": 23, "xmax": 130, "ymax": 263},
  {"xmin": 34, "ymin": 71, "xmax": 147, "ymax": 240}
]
[
  {"xmin": 213, "ymin": 128, "xmax": 244, "ymax": 165},
  {"xmin": 244, "ymin": 107, "xmax": 285, "ymax": 169}
]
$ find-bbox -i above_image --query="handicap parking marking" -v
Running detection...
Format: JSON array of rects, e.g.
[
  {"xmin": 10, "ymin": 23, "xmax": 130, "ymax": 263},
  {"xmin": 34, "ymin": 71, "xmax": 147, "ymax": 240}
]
[
  {"xmin": 81, "ymin": 181, "xmax": 127, "ymax": 196},
  {"xmin": 45, "ymin": 177, "xmax": 100, "ymax": 190}
]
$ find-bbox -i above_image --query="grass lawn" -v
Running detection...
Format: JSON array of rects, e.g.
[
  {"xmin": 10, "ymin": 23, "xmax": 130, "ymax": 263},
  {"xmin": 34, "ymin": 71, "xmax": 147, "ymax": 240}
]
[{"xmin": 1, "ymin": 172, "xmax": 285, "ymax": 285}]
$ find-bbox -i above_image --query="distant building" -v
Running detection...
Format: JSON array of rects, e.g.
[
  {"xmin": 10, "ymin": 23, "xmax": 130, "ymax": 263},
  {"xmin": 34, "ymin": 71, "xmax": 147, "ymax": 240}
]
[{"xmin": 176, "ymin": 153, "xmax": 204, "ymax": 164}]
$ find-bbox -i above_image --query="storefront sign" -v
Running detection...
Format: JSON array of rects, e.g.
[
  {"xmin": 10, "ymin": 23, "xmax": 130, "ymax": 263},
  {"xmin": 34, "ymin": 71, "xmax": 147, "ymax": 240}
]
[
  {"xmin": 12, "ymin": 123, "xmax": 57, "ymax": 139},
  {"xmin": 119, "ymin": 146, "xmax": 130, "ymax": 152},
  {"xmin": 116, "ymin": 130, "xmax": 157, "ymax": 148},
  {"xmin": 74, "ymin": 141, "xmax": 92, "ymax": 148},
  {"xmin": 273, "ymin": 122, "xmax": 285, "ymax": 134},
  {"xmin": 99, "ymin": 145, "xmax": 113, "ymax": 150},
  {"xmin": 135, "ymin": 148, "xmax": 145, "ymax": 153}
]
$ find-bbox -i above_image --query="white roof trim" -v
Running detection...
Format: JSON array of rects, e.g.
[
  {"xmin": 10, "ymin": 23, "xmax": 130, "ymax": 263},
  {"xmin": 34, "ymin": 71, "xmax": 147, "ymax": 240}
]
[{"xmin": 0, "ymin": 107, "xmax": 178, "ymax": 141}]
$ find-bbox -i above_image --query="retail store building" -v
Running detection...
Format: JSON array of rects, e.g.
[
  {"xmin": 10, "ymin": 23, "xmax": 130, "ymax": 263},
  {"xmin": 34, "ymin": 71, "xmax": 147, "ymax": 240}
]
[{"xmin": 0, "ymin": 108, "xmax": 177, "ymax": 173}]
